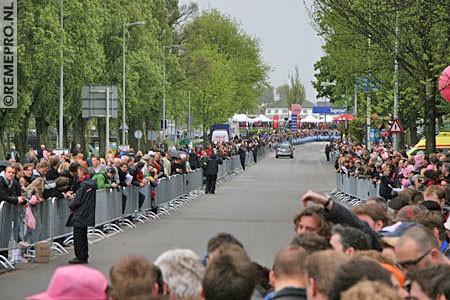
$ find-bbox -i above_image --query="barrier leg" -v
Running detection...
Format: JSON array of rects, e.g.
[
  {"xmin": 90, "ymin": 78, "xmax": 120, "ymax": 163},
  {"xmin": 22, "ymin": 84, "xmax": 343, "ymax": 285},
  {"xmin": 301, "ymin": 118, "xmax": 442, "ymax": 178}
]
[
  {"xmin": 0, "ymin": 255, "xmax": 14, "ymax": 269},
  {"xmin": 87, "ymin": 227, "xmax": 108, "ymax": 240},
  {"xmin": 51, "ymin": 241, "xmax": 68, "ymax": 254}
]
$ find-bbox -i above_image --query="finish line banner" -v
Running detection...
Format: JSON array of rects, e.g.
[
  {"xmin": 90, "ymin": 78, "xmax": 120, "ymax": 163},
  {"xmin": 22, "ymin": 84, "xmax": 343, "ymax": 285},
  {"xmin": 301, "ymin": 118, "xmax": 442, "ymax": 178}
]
[{"xmin": 0, "ymin": 0, "xmax": 17, "ymax": 108}]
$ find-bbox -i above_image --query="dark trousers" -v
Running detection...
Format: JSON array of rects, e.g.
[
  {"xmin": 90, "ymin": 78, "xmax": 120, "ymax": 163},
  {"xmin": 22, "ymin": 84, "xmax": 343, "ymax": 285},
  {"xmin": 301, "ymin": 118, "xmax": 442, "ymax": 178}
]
[
  {"xmin": 253, "ymin": 152, "xmax": 257, "ymax": 163},
  {"xmin": 240, "ymin": 158, "xmax": 245, "ymax": 170},
  {"xmin": 73, "ymin": 227, "xmax": 88, "ymax": 260},
  {"xmin": 206, "ymin": 174, "xmax": 217, "ymax": 193},
  {"xmin": 122, "ymin": 194, "xmax": 127, "ymax": 214},
  {"xmin": 138, "ymin": 191, "xmax": 145, "ymax": 209}
]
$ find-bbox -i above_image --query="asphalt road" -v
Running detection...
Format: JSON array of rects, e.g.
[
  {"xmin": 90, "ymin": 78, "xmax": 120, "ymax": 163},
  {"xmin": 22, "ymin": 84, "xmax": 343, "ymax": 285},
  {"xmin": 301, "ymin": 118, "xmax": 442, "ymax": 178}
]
[{"xmin": 0, "ymin": 142, "xmax": 336, "ymax": 299}]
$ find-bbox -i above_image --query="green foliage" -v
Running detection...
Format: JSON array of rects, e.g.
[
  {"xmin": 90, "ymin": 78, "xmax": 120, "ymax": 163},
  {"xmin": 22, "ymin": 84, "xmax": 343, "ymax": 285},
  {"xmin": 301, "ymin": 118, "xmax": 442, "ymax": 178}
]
[
  {"xmin": 179, "ymin": 9, "xmax": 269, "ymax": 141},
  {"xmin": 4, "ymin": 1, "xmax": 268, "ymax": 155},
  {"xmin": 309, "ymin": 0, "xmax": 450, "ymax": 152}
]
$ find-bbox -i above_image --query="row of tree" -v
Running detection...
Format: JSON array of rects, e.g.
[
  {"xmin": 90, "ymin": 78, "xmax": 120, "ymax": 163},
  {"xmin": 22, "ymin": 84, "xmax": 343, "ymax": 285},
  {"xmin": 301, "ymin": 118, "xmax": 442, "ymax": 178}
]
[
  {"xmin": 1, "ymin": 1, "xmax": 269, "ymax": 159},
  {"xmin": 309, "ymin": 0, "xmax": 450, "ymax": 153}
]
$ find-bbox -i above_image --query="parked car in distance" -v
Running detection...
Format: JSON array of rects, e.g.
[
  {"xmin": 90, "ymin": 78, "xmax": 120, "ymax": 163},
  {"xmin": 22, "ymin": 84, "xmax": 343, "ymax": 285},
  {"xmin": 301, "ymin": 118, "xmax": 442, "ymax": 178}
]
[{"xmin": 275, "ymin": 143, "xmax": 294, "ymax": 159}]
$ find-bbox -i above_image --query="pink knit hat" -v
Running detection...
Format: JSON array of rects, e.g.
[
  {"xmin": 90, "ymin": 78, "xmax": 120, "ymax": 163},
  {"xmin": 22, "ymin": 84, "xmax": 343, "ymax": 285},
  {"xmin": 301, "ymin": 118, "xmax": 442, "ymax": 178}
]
[
  {"xmin": 401, "ymin": 179, "xmax": 411, "ymax": 188},
  {"xmin": 402, "ymin": 165, "xmax": 415, "ymax": 178},
  {"xmin": 26, "ymin": 265, "xmax": 108, "ymax": 300}
]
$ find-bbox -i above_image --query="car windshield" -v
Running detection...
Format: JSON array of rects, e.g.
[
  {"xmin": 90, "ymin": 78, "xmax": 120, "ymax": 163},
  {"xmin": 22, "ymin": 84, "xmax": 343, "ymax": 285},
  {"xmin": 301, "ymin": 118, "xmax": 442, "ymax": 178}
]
[{"xmin": 279, "ymin": 145, "xmax": 290, "ymax": 149}]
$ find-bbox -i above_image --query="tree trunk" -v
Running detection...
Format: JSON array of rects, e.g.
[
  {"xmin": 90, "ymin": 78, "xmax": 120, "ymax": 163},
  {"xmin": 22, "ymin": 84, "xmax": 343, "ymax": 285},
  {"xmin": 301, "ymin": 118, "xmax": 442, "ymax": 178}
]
[
  {"xmin": 36, "ymin": 117, "xmax": 49, "ymax": 149},
  {"xmin": 63, "ymin": 121, "xmax": 70, "ymax": 150},
  {"xmin": 424, "ymin": 81, "xmax": 436, "ymax": 155},
  {"xmin": 16, "ymin": 111, "xmax": 31, "ymax": 160},
  {"xmin": 129, "ymin": 120, "xmax": 138, "ymax": 152},
  {"xmin": 406, "ymin": 110, "xmax": 417, "ymax": 147},
  {"xmin": 73, "ymin": 116, "xmax": 89, "ymax": 157},
  {"xmin": 0, "ymin": 127, "xmax": 5, "ymax": 160},
  {"xmin": 202, "ymin": 126, "xmax": 208, "ymax": 149}
]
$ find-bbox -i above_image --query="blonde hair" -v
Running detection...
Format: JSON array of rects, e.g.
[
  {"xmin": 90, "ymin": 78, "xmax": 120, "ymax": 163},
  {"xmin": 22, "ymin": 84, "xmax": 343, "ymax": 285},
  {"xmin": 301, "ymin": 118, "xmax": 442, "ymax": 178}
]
[
  {"xmin": 57, "ymin": 161, "xmax": 70, "ymax": 174},
  {"xmin": 341, "ymin": 280, "xmax": 400, "ymax": 300},
  {"xmin": 26, "ymin": 177, "xmax": 45, "ymax": 199}
]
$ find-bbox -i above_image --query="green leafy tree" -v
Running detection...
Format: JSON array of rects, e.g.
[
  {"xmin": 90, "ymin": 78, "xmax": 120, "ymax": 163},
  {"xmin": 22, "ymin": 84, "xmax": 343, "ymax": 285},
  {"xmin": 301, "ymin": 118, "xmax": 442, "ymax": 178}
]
[
  {"xmin": 309, "ymin": 0, "xmax": 450, "ymax": 153},
  {"xmin": 179, "ymin": 9, "xmax": 269, "ymax": 145}
]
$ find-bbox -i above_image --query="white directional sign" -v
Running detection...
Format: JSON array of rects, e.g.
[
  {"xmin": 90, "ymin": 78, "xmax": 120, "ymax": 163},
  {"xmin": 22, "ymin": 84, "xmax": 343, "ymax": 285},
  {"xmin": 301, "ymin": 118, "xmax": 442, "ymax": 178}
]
[{"xmin": 389, "ymin": 119, "xmax": 403, "ymax": 133}]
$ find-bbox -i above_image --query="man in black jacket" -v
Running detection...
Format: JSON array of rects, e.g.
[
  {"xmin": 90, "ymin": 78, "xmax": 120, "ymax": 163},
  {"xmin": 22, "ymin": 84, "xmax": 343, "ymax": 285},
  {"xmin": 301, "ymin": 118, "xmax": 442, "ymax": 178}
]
[
  {"xmin": 66, "ymin": 165, "xmax": 97, "ymax": 264},
  {"xmin": 0, "ymin": 165, "xmax": 25, "ymax": 205},
  {"xmin": 238, "ymin": 143, "xmax": 246, "ymax": 170},
  {"xmin": 203, "ymin": 151, "xmax": 223, "ymax": 194}
]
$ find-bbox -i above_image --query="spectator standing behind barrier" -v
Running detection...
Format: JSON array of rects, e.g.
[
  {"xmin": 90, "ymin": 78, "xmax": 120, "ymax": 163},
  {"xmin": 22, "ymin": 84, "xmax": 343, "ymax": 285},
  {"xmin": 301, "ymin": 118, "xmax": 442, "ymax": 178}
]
[
  {"xmin": 0, "ymin": 166, "xmax": 26, "ymax": 256},
  {"xmin": 118, "ymin": 162, "xmax": 131, "ymax": 214},
  {"xmin": 0, "ymin": 165, "xmax": 26, "ymax": 205},
  {"xmin": 162, "ymin": 152, "xmax": 172, "ymax": 177},
  {"xmin": 65, "ymin": 165, "xmax": 97, "ymax": 264},
  {"xmin": 24, "ymin": 148, "xmax": 39, "ymax": 166},
  {"xmin": 189, "ymin": 148, "xmax": 200, "ymax": 170},
  {"xmin": 202, "ymin": 150, "xmax": 223, "ymax": 194},
  {"xmin": 6, "ymin": 144, "xmax": 20, "ymax": 162},
  {"xmin": 93, "ymin": 167, "xmax": 118, "ymax": 189}
]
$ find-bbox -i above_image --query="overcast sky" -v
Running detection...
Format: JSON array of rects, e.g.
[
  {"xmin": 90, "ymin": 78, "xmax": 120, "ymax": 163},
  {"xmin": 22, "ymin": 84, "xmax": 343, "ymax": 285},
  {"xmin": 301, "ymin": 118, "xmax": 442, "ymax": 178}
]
[{"xmin": 178, "ymin": 0, "xmax": 324, "ymax": 103}]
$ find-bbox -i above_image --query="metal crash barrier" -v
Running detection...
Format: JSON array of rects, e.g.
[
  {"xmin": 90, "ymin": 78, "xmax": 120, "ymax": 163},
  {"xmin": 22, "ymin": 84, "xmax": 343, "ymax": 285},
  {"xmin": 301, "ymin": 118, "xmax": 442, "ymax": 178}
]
[
  {"xmin": 291, "ymin": 134, "xmax": 341, "ymax": 145},
  {"xmin": 331, "ymin": 173, "xmax": 380, "ymax": 206},
  {"xmin": 0, "ymin": 148, "xmax": 271, "ymax": 269}
]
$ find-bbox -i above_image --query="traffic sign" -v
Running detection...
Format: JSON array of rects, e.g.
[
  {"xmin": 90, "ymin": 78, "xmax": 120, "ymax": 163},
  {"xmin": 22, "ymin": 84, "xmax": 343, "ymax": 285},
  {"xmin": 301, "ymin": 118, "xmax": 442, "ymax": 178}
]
[
  {"xmin": 389, "ymin": 119, "xmax": 403, "ymax": 133},
  {"xmin": 134, "ymin": 130, "xmax": 143, "ymax": 139}
]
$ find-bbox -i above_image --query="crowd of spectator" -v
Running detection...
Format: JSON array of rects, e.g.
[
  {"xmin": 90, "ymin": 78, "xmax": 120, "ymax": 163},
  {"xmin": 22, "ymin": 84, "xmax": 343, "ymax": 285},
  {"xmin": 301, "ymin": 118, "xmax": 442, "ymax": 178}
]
[
  {"xmin": 10, "ymin": 134, "xmax": 450, "ymax": 299},
  {"xmin": 331, "ymin": 140, "xmax": 450, "ymax": 208},
  {"xmin": 0, "ymin": 136, "xmax": 266, "ymax": 264},
  {"xmin": 26, "ymin": 206, "xmax": 450, "ymax": 300}
]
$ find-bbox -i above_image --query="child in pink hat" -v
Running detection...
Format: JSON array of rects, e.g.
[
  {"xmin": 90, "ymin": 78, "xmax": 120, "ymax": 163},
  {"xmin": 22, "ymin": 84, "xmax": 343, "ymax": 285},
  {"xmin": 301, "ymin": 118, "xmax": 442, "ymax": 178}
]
[{"xmin": 26, "ymin": 265, "xmax": 108, "ymax": 300}]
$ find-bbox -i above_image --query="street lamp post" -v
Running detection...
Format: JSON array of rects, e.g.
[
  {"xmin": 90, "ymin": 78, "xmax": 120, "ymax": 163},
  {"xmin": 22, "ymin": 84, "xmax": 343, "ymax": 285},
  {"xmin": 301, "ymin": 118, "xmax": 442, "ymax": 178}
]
[
  {"xmin": 162, "ymin": 45, "xmax": 179, "ymax": 142},
  {"xmin": 59, "ymin": 0, "xmax": 63, "ymax": 149},
  {"xmin": 122, "ymin": 21, "xmax": 145, "ymax": 145}
]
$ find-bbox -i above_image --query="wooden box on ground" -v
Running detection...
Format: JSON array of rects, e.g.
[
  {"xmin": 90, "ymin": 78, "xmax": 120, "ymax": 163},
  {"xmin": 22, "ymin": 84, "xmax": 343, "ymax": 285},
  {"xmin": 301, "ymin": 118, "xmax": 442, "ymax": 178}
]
[{"xmin": 35, "ymin": 241, "xmax": 50, "ymax": 263}]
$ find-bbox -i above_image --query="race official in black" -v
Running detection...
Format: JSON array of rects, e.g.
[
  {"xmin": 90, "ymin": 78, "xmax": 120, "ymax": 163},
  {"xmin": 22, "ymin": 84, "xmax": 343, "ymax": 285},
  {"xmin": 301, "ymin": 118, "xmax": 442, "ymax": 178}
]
[
  {"xmin": 238, "ymin": 143, "xmax": 246, "ymax": 170},
  {"xmin": 203, "ymin": 151, "xmax": 223, "ymax": 194}
]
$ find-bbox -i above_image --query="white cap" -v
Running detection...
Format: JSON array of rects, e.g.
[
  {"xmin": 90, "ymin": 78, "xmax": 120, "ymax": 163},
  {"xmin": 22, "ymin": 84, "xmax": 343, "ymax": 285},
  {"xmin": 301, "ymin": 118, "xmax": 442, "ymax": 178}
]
[{"xmin": 444, "ymin": 217, "xmax": 450, "ymax": 231}]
